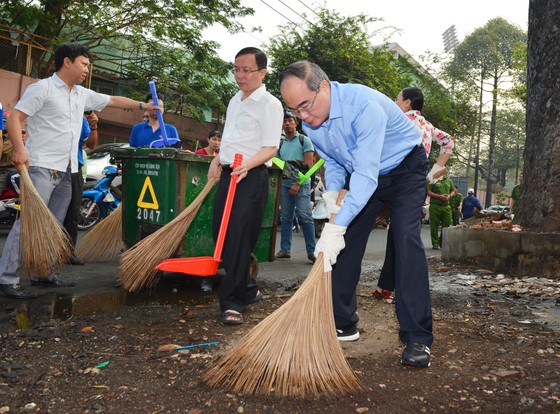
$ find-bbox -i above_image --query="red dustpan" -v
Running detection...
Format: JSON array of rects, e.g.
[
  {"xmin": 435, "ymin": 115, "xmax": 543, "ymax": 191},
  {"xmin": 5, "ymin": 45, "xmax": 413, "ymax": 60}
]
[{"xmin": 155, "ymin": 153, "xmax": 243, "ymax": 276}]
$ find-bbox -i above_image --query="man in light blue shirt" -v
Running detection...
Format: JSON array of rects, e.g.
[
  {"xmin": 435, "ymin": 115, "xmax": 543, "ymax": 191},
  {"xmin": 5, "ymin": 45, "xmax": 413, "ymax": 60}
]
[{"xmin": 280, "ymin": 61, "xmax": 433, "ymax": 368}]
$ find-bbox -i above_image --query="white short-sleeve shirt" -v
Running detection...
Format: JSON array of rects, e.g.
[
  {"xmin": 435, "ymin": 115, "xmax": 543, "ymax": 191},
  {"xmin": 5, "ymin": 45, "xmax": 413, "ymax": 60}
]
[
  {"xmin": 219, "ymin": 84, "xmax": 283, "ymax": 166},
  {"xmin": 15, "ymin": 73, "xmax": 110, "ymax": 173}
]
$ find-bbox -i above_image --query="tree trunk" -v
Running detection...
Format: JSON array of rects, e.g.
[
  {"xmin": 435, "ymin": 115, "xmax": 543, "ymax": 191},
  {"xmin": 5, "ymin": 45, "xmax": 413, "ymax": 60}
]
[
  {"xmin": 520, "ymin": 0, "xmax": 560, "ymax": 231},
  {"xmin": 485, "ymin": 72, "xmax": 499, "ymax": 207},
  {"xmin": 474, "ymin": 72, "xmax": 484, "ymax": 195}
]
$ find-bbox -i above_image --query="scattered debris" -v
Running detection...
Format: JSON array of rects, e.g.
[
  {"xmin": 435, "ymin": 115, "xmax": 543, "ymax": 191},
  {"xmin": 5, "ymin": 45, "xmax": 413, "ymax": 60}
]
[{"xmin": 451, "ymin": 274, "xmax": 560, "ymax": 298}]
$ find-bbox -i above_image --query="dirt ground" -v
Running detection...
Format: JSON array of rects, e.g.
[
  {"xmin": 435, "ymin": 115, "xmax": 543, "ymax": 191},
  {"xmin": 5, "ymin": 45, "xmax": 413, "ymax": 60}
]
[{"xmin": 1, "ymin": 257, "xmax": 559, "ymax": 414}]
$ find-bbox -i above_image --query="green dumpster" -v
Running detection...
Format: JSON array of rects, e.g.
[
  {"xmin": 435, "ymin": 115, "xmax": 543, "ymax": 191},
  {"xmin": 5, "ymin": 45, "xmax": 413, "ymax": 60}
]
[{"xmin": 113, "ymin": 147, "xmax": 280, "ymax": 265}]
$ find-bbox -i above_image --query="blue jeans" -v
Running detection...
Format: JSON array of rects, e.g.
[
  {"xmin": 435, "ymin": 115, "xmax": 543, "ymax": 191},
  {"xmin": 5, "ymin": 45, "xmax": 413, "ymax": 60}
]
[{"xmin": 279, "ymin": 181, "xmax": 316, "ymax": 255}]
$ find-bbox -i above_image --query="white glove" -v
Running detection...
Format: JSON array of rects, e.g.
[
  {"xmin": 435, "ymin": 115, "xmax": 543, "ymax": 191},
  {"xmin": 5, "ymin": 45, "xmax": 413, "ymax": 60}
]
[
  {"xmin": 427, "ymin": 164, "xmax": 447, "ymax": 184},
  {"xmin": 322, "ymin": 191, "xmax": 344, "ymax": 217},
  {"xmin": 314, "ymin": 222, "xmax": 347, "ymax": 272}
]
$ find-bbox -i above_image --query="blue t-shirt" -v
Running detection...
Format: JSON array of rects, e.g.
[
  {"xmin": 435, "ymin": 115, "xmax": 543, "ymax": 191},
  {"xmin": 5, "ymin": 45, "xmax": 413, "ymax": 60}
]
[
  {"xmin": 461, "ymin": 195, "xmax": 483, "ymax": 219},
  {"xmin": 129, "ymin": 121, "xmax": 179, "ymax": 148},
  {"xmin": 77, "ymin": 117, "xmax": 91, "ymax": 167},
  {"xmin": 0, "ymin": 102, "xmax": 4, "ymax": 131},
  {"xmin": 278, "ymin": 132, "xmax": 314, "ymax": 184}
]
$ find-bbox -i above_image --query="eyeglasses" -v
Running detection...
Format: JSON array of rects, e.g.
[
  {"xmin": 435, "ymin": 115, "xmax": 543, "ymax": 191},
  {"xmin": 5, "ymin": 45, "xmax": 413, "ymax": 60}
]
[
  {"xmin": 290, "ymin": 89, "xmax": 319, "ymax": 116},
  {"xmin": 231, "ymin": 67, "xmax": 261, "ymax": 75}
]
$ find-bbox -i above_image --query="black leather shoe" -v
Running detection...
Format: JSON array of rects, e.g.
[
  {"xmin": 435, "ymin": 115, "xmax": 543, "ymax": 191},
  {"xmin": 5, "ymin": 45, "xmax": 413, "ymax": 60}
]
[
  {"xmin": 0, "ymin": 284, "xmax": 37, "ymax": 299},
  {"xmin": 401, "ymin": 342, "xmax": 431, "ymax": 367},
  {"xmin": 30, "ymin": 275, "xmax": 76, "ymax": 288},
  {"xmin": 68, "ymin": 256, "xmax": 84, "ymax": 266},
  {"xmin": 308, "ymin": 253, "xmax": 316, "ymax": 263}
]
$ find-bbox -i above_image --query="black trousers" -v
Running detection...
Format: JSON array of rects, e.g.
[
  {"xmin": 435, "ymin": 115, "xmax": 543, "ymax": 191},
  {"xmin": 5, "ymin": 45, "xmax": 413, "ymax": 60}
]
[
  {"xmin": 213, "ymin": 165, "xmax": 268, "ymax": 313},
  {"xmin": 378, "ymin": 226, "xmax": 396, "ymax": 291},
  {"xmin": 63, "ymin": 168, "xmax": 83, "ymax": 249},
  {"xmin": 332, "ymin": 146, "xmax": 433, "ymax": 346}
]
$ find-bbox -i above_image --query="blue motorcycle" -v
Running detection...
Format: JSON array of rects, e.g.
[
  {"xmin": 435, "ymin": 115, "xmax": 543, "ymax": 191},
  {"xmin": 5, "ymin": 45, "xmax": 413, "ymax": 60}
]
[{"xmin": 78, "ymin": 165, "xmax": 121, "ymax": 230}]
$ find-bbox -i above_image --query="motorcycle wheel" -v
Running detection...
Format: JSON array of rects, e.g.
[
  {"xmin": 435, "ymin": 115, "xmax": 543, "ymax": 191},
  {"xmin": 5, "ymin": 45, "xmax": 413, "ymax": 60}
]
[{"xmin": 78, "ymin": 198, "xmax": 102, "ymax": 231}]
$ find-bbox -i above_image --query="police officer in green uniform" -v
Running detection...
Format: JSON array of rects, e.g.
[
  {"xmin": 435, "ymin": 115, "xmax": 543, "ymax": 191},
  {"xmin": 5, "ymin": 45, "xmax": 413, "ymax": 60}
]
[
  {"xmin": 511, "ymin": 173, "xmax": 522, "ymax": 215},
  {"xmin": 449, "ymin": 191, "xmax": 463, "ymax": 226},
  {"xmin": 427, "ymin": 176, "xmax": 457, "ymax": 249}
]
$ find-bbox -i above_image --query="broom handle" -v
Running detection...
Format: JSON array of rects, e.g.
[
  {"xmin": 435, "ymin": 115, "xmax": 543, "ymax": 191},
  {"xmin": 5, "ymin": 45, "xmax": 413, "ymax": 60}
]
[
  {"xmin": 336, "ymin": 189, "xmax": 348, "ymax": 206},
  {"xmin": 149, "ymin": 80, "xmax": 169, "ymax": 147},
  {"xmin": 329, "ymin": 189, "xmax": 348, "ymax": 221},
  {"xmin": 214, "ymin": 153, "xmax": 243, "ymax": 260}
]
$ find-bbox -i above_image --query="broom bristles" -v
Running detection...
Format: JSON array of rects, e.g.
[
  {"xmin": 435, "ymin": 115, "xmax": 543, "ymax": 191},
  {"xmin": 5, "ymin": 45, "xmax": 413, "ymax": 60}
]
[
  {"xmin": 19, "ymin": 167, "xmax": 73, "ymax": 277},
  {"xmin": 118, "ymin": 178, "xmax": 215, "ymax": 292},
  {"xmin": 75, "ymin": 203, "xmax": 124, "ymax": 262},
  {"xmin": 203, "ymin": 253, "xmax": 361, "ymax": 397}
]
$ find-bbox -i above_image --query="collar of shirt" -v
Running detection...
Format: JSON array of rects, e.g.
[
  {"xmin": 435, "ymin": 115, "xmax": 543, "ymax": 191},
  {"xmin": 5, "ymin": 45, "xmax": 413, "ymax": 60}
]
[
  {"xmin": 52, "ymin": 72, "xmax": 74, "ymax": 93},
  {"xmin": 233, "ymin": 84, "xmax": 266, "ymax": 103}
]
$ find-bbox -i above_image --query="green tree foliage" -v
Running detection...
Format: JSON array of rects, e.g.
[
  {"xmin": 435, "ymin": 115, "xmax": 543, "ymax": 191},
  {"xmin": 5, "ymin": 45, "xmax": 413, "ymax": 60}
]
[
  {"xmin": 264, "ymin": 9, "xmax": 402, "ymax": 98},
  {"xmin": 493, "ymin": 108, "xmax": 525, "ymax": 187},
  {"xmin": 446, "ymin": 18, "xmax": 526, "ymax": 205},
  {"xmin": 0, "ymin": 0, "xmax": 252, "ymax": 118},
  {"xmin": 510, "ymin": 42, "xmax": 527, "ymax": 104}
]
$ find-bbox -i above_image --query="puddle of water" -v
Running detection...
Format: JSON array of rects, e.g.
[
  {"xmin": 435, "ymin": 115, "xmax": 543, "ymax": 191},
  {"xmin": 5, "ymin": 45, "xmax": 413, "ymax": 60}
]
[
  {"xmin": 52, "ymin": 274, "xmax": 221, "ymax": 321},
  {"xmin": 0, "ymin": 274, "xmax": 222, "ymax": 331}
]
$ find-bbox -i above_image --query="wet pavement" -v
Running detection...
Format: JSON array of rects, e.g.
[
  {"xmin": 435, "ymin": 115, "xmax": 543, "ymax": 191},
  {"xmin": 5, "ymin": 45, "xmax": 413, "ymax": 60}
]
[
  {"xmin": 0, "ymin": 223, "xmax": 558, "ymax": 333},
  {"xmin": 0, "ymin": 224, "xmax": 437, "ymax": 326}
]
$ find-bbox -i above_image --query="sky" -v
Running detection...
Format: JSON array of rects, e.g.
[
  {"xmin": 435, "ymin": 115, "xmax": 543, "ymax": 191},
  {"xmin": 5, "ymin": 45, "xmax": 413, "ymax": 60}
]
[{"xmin": 204, "ymin": 0, "xmax": 529, "ymax": 64}]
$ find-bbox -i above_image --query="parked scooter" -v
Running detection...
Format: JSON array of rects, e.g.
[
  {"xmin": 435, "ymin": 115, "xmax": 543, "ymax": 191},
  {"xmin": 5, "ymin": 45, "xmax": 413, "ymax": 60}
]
[
  {"xmin": 0, "ymin": 173, "xmax": 21, "ymax": 227},
  {"xmin": 78, "ymin": 165, "xmax": 121, "ymax": 230},
  {"xmin": 311, "ymin": 176, "xmax": 328, "ymax": 238}
]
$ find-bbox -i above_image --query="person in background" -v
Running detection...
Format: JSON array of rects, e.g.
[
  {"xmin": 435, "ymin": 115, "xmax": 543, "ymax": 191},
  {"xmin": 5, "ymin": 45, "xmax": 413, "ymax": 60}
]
[
  {"xmin": 0, "ymin": 101, "xmax": 3, "ymax": 142},
  {"xmin": 461, "ymin": 188, "xmax": 483, "ymax": 220},
  {"xmin": 63, "ymin": 112, "xmax": 99, "ymax": 265},
  {"xmin": 1, "ymin": 42, "xmax": 161, "ymax": 299},
  {"xmin": 275, "ymin": 110, "xmax": 316, "ymax": 263},
  {"xmin": 450, "ymin": 191, "xmax": 464, "ymax": 225},
  {"xmin": 129, "ymin": 93, "xmax": 179, "ymax": 148},
  {"xmin": 374, "ymin": 87, "xmax": 456, "ymax": 302},
  {"xmin": 206, "ymin": 47, "xmax": 282, "ymax": 325},
  {"xmin": 195, "ymin": 130, "xmax": 221, "ymax": 156},
  {"xmin": 0, "ymin": 104, "xmax": 13, "ymax": 190},
  {"xmin": 280, "ymin": 61, "xmax": 433, "ymax": 368},
  {"xmin": 195, "ymin": 130, "xmax": 221, "ymax": 293},
  {"xmin": 427, "ymin": 174, "xmax": 456, "ymax": 249},
  {"xmin": 510, "ymin": 173, "xmax": 523, "ymax": 215}
]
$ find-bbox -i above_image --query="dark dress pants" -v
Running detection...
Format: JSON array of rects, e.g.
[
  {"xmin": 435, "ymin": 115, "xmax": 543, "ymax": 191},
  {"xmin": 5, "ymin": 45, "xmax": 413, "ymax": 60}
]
[
  {"xmin": 213, "ymin": 165, "xmax": 268, "ymax": 313},
  {"xmin": 332, "ymin": 146, "xmax": 433, "ymax": 346},
  {"xmin": 63, "ymin": 168, "xmax": 84, "ymax": 248}
]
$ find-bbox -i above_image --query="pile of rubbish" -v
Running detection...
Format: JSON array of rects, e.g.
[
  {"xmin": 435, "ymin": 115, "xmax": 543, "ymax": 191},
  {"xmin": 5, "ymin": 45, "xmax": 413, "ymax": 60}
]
[{"xmin": 460, "ymin": 211, "xmax": 522, "ymax": 232}]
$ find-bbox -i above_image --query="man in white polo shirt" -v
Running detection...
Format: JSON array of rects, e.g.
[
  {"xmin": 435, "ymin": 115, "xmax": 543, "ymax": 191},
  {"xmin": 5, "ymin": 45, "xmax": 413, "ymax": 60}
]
[
  {"xmin": 2, "ymin": 42, "xmax": 160, "ymax": 298},
  {"xmin": 207, "ymin": 47, "xmax": 283, "ymax": 325}
]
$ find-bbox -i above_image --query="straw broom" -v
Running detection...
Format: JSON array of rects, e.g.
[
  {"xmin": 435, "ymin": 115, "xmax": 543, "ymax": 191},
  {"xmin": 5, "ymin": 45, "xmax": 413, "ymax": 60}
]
[
  {"xmin": 204, "ymin": 252, "xmax": 361, "ymax": 397},
  {"xmin": 75, "ymin": 203, "xmax": 124, "ymax": 262},
  {"xmin": 19, "ymin": 167, "xmax": 73, "ymax": 277},
  {"xmin": 119, "ymin": 178, "xmax": 216, "ymax": 292}
]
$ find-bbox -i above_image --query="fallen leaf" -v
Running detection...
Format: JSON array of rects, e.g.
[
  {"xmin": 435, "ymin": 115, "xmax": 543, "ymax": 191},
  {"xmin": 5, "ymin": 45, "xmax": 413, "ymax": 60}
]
[{"xmin": 80, "ymin": 326, "xmax": 94, "ymax": 333}]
